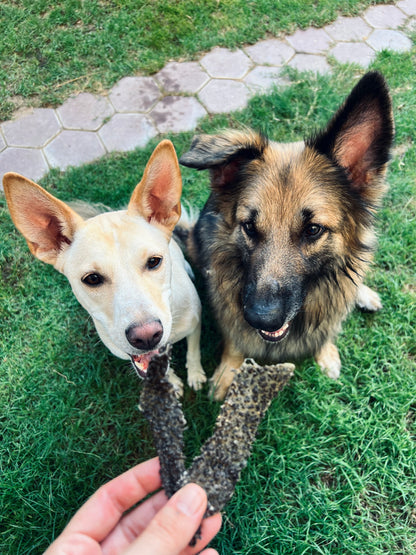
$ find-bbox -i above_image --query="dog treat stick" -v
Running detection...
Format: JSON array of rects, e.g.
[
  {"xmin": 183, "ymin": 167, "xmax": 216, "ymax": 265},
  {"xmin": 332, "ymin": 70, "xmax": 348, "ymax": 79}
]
[
  {"xmin": 178, "ymin": 359, "xmax": 294, "ymax": 516},
  {"xmin": 139, "ymin": 349, "xmax": 294, "ymax": 540},
  {"xmin": 138, "ymin": 346, "xmax": 186, "ymax": 498}
]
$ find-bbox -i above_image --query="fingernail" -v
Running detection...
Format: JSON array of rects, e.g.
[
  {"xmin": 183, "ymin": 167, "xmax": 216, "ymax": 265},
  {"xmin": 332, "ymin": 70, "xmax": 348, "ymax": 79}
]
[{"xmin": 174, "ymin": 483, "xmax": 205, "ymax": 517}]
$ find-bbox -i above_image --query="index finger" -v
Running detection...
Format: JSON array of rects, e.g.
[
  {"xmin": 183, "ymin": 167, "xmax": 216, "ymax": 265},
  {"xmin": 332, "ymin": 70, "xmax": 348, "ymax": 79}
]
[{"xmin": 64, "ymin": 457, "xmax": 162, "ymax": 541}]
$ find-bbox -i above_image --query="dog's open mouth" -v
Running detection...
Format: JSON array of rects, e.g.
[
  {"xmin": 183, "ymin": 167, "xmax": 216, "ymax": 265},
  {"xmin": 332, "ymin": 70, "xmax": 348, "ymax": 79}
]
[
  {"xmin": 131, "ymin": 351, "xmax": 159, "ymax": 378},
  {"xmin": 258, "ymin": 321, "xmax": 290, "ymax": 343}
]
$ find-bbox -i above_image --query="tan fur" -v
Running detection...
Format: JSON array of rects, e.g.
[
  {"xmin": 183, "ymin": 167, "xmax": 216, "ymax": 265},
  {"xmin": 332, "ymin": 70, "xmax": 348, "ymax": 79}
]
[{"xmin": 3, "ymin": 140, "xmax": 206, "ymax": 392}]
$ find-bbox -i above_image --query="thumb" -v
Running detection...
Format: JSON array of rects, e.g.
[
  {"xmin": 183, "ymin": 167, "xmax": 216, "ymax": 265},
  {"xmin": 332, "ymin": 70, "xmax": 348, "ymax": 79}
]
[{"xmin": 123, "ymin": 483, "xmax": 207, "ymax": 555}]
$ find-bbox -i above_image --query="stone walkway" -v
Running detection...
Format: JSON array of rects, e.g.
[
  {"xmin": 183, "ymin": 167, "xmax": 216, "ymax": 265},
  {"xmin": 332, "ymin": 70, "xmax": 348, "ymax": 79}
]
[{"xmin": 0, "ymin": 1, "xmax": 415, "ymax": 189}]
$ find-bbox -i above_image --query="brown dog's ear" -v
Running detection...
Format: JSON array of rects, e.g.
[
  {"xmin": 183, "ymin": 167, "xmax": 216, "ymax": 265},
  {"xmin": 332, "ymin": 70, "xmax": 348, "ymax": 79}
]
[
  {"xmin": 180, "ymin": 130, "xmax": 267, "ymax": 189},
  {"xmin": 128, "ymin": 140, "xmax": 182, "ymax": 233},
  {"xmin": 308, "ymin": 71, "xmax": 394, "ymax": 205},
  {"xmin": 3, "ymin": 173, "xmax": 83, "ymax": 265}
]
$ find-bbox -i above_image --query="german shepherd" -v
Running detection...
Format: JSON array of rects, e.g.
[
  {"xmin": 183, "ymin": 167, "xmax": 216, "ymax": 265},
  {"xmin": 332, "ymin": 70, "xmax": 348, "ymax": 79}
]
[
  {"xmin": 3, "ymin": 140, "xmax": 206, "ymax": 393},
  {"xmin": 179, "ymin": 71, "xmax": 394, "ymax": 400}
]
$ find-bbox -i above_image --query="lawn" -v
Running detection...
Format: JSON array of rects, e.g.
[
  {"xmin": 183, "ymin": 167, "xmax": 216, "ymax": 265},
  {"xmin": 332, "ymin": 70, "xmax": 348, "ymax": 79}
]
[
  {"xmin": 1, "ymin": 5, "xmax": 416, "ymax": 555},
  {"xmin": 0, "ymin": 0, "xmax": 391, "ymax": 121}
]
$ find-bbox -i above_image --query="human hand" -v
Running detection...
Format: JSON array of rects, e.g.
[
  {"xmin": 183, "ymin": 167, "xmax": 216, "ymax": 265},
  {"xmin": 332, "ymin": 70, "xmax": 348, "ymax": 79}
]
[{"xmin": 44, "ymin": 457, "xmax": 221, "ymax": 555}]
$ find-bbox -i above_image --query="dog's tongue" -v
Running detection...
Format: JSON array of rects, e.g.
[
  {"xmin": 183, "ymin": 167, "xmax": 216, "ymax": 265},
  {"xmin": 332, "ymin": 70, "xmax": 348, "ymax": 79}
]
[{"xmin": 131, "ymin": 351, "xmax": 159, "ymax": 378}]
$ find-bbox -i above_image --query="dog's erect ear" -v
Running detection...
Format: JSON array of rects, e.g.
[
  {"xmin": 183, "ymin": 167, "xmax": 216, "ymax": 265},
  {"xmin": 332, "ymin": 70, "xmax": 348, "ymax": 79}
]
[
  {"xmin": 128, "ymin": 140, "xmax": 182, "ymax": 233},
  {"xmin": 308, "ymin": 71, "xmax": 394, "ymax": 204},
  {"xmin": 3, "ymin": 173, "xmax": 83, "ymax": 265},
  {"xmin": 180, "ymin": 130, "xmax": 267, "ymax": 189}
]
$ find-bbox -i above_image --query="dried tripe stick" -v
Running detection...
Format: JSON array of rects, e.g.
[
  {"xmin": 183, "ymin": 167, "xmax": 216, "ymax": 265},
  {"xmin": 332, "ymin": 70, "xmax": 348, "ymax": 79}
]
[{"xmin": 139, "ymin": 347, "xmax": 294, "ymax": 519}]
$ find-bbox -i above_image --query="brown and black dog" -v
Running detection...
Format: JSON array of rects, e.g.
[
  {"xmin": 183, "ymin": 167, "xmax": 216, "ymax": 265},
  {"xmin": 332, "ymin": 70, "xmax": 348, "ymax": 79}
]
[{"xmin": 180, "ymin": 71, "xmax": 394, "ymax": 400}]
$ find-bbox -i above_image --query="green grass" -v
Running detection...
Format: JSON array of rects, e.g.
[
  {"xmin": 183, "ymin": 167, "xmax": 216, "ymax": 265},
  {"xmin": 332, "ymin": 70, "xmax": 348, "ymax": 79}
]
[
  {"xmin": 1, "ymin": 35, "xmax": 416, "ymax": 555},
  {"xmin": 0, "ymin": 0, "xmax": 391, "ymax": 121}
]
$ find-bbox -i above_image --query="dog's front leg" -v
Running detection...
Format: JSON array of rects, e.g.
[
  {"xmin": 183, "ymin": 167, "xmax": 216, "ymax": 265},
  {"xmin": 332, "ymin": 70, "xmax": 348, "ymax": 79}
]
[
  {"xmin": 315, "ymin": 341, "xmax": 341, "ymax": 379},
  {"xmin": 210, "ymin": 340, "xmax": 245, "ymax": 401},
  {"xmin": 185, "ymin": 319, "xmax": 207, "ymax": 391}
]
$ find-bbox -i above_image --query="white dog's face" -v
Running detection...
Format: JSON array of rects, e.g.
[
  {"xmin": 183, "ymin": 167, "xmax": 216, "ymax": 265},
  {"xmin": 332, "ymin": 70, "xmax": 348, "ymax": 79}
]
[{"xmin": 57, "ymin": 210, "xmax": 173, "ymax": 365}]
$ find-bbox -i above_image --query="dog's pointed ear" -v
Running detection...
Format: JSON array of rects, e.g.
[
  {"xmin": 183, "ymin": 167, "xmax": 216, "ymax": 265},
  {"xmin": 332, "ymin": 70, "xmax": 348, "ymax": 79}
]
[
  {"xmin": 3, "ymin": 172, "xmax": 83, "ymax": 266},
  {"xmin": 180, "ymin": 130, "xmax": 267, "ymax": 189},
  {"xmin": 128, "ymin": 140, "xmax": 182, "ymax": 233},
  {"xmin": 308, "ymin": 71, "xmax": 394, "ymax": 204}
]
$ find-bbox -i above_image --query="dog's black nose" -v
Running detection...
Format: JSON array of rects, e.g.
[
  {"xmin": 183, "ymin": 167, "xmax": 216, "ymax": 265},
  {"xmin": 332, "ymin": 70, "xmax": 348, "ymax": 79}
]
[{"xmin": 126, "ymin": 320, "xmax": 163, "ymax": 350}]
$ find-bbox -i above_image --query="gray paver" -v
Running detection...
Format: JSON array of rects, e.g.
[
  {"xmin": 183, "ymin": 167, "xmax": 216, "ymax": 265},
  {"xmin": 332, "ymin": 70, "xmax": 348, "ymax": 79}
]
[
  {"xmin": 200, "ymin": 47, "xmax": 252, "ymax": 79},
  {"xmin": 245, "ymin": 39, "xmax": 295, "ymax": 66},
  {"xmin": 367, "ymin": 29, "xmax": 413, "ymax": 52},
  {"xmin": 150, "ymin": 96, "xmax": 207, "ymax": 133},
  {"xmin": 109, "ymin": 76, "xmax": 161, "ymax": 113},
  {"xmin": 1, "ymin": 108, "xmax": 61, "ymax": 148},
  {"xmin": 330, "ymin": 42, "xmax": 376, "ymax": 67},
  {"xmin": 325, "ymin": 16, "xmax": 372, "ymax": 41},
  {"xmin": 244, "ymin": 66, "xmax": 290, "ymax": 94},
  {"xmin": 156, "ymin": 62, "xmax": 209, "ymax": 93},
  {"xmin": 287, "ymin": 28, "xmax": 332, "ymax": 54},
  {"xmin": 0, "ymin": 133, "xmax": 5, "ymax": 152},
  {"xmin": 397, "ymin": 0, "xmax": 416, "ymax": 15},
  {"xmin": 288, "ymin": 54, "xmax": 331, "ymax": 74},
  {"xmin": 99, "ymin": 114, "xmax": 157, "ymax": 152},
  {"xmin": 198, "ymin": 80, "xmax": 250, "ymax": 114},
  {"xmin": 364, "ymin": 5, "xmax": 407, "ymax": 28},
  {"xmin": 44, "ymin": 130, "xmax": 106, "ymax": 170},
  {"xmin": 57, "ymin": 93, "xmax": 114, "ymax": 131},
  {"xmin": 0, "ymin": 148, "xmax": 49, "ymax": 186}
]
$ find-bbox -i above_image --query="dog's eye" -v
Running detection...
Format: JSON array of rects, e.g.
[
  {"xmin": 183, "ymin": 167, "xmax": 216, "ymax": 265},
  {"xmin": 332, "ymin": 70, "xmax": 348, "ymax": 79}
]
[
  {"xmin": 241, "ymin": 221, "xmax": 257, "ymax": 238},
  {"xmin": 81, "ymin": 272, "xmax": 104, "ymax": 287},
  {"xmin": 146, "ymin": 256, "xmax": 163, "ymax": 270},
  {"xmin": 303, "ymin": 223, "xmax": 324, "ymax": 239}
]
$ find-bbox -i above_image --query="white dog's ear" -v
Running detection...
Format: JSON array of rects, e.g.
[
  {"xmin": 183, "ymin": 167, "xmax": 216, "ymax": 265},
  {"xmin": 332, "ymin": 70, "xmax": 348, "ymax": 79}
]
[
  {"xmin": 128, "ymin": 140, "xmax": 182, "ymax": 233},
  {"xmin": 3, "ymin": 173, "xmax": 83, "ymax": 265}
]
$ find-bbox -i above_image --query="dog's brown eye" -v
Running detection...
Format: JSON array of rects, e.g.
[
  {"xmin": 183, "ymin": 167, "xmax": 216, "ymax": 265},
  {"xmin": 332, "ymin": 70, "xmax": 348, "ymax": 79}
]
[
  {"xmin": 303, "ymin": 223, "xmax": 324, "ymax": 239},
  {"xmin": 241, "ymin": 221, "xmax": 256, "ymax": 238},
  {"xmin": 147, "ymin": 256, "xmax": 163, "ymax": 270},
  {"xmin": 82, "ymin": 272, "xmax": 104, "ymax": 287}
]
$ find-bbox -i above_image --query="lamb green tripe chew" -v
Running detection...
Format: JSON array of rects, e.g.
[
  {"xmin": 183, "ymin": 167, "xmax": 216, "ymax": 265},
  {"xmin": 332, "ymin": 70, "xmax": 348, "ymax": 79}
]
[{"xmin": 139, "ymin": 347, "xmax": 294, "ymax": 515}]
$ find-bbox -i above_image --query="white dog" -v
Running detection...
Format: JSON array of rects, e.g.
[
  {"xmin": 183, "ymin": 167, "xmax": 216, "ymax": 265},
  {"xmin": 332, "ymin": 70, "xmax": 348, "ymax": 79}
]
[{"xmin": 3, "ymin": 140, "xmax": 206, "ymax": 392}]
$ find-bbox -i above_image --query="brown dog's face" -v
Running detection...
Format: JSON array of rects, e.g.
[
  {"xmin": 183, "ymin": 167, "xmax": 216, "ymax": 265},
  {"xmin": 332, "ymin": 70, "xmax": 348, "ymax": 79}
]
[{"xmin": 180, "ymin": 71, "xmax": 394, "ymax": 344}]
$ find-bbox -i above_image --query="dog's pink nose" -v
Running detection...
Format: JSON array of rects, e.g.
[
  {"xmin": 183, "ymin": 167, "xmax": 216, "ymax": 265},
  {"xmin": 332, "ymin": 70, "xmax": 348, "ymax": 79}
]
[{"xmin": 126, "ymin": 320, "xmax": 163, "ymax": 351}]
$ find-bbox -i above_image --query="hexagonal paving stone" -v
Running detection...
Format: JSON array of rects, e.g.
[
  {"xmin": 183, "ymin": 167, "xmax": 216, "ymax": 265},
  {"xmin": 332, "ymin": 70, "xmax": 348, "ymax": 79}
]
[
  {"xmin": 364, "ymin": 5, "xmax": 407, "ymax": 28},
  {"xmin": 287, "ymin": 28, "xmax": 332, "ymax": 54},
  {"xmin": 288, "ymin": 54, "xmax": 331, "ymax": 74},
  {"xmin": 150, "ymin": 96, "xmax": 207, "ymax": 133},
  {"xmin": 156, "ymin": 62, "xmax": 209, "ymax": 93},
  {"xmin": 57, "ymin": 93, "xmax": 114, "ymax": 131},
  {"xmin": 325, "ymin": 16, "xmax": 372, "ymax": 41},
  {"xmin": 330, "ymin": 42, "xmax": 376, "ymax": 67},
  {"xmin": 99, "ymin": 114, "xmax": 157, "ymax": 152},
  {"xmin": 1, "ymin": 108, "xmax": 61, "ymax": 148},
  {"xmin": 109, "ymin": 76, "xmax": 161, "ymax": 113},
  {"xmin": 0, "ymin": 132, "xmax": 5, "ymax": 152},
  {"xmin": 397, "ymin": 0, "xmax": 416, "ymax": 16},
  {"xmin": 198, "ymin": 80, "xmax": 250, "ymax": 114},
  {"xmin": 244, "ymin": 66, "xmax": 290, "ymax": 94},
  {"xmin": 245, "ymin": 39, "xmax": 295, "ymax": 66},
  {"xmin": 200, "ymin": 47, "xmax": 252, "ymax": 79},
  {"xmin": 44, "ymin": 130, "xmax": 106, "ymax": 170},
  {"xmin": 0, "ymin": 148, "xmax": 49, "ymax": 186},
  {"xmin": 367, "ymin": 29, "xmax": 412, "ymax": 52}
]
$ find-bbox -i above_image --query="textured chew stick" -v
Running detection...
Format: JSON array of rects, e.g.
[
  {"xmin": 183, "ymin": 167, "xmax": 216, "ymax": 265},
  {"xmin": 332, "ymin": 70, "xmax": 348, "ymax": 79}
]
[
  {"xmin": 178, "ymin": 358, "xmax": 294, "ymax": 516},
  {"xmin": 138, "ymin": 347, "xmax": 186, "ymax": 498},
  {"xmin": 139, "ymin": 347, "xmax": 294, "ymax": 517}
]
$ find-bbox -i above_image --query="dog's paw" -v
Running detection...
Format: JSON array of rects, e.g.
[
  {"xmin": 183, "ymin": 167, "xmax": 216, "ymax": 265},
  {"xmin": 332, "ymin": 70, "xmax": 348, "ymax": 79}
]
[
  {"xmin": 187, "ymin": 365, "xmax": 207, "ymax": 391},
  {"xmin": 315, "ymin": 342, "xmax": 341, "ymax": 380},
  {"xmin": 356, "ymin": 284, "xmax": 382, "ymax": 312},
  {"xmin": 209, "ymin": 365, "xmax": 236, "ymax": 401},
  {"xmin": 166, "ymin": 368, "xmax": 184, "ymax": 397}
]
